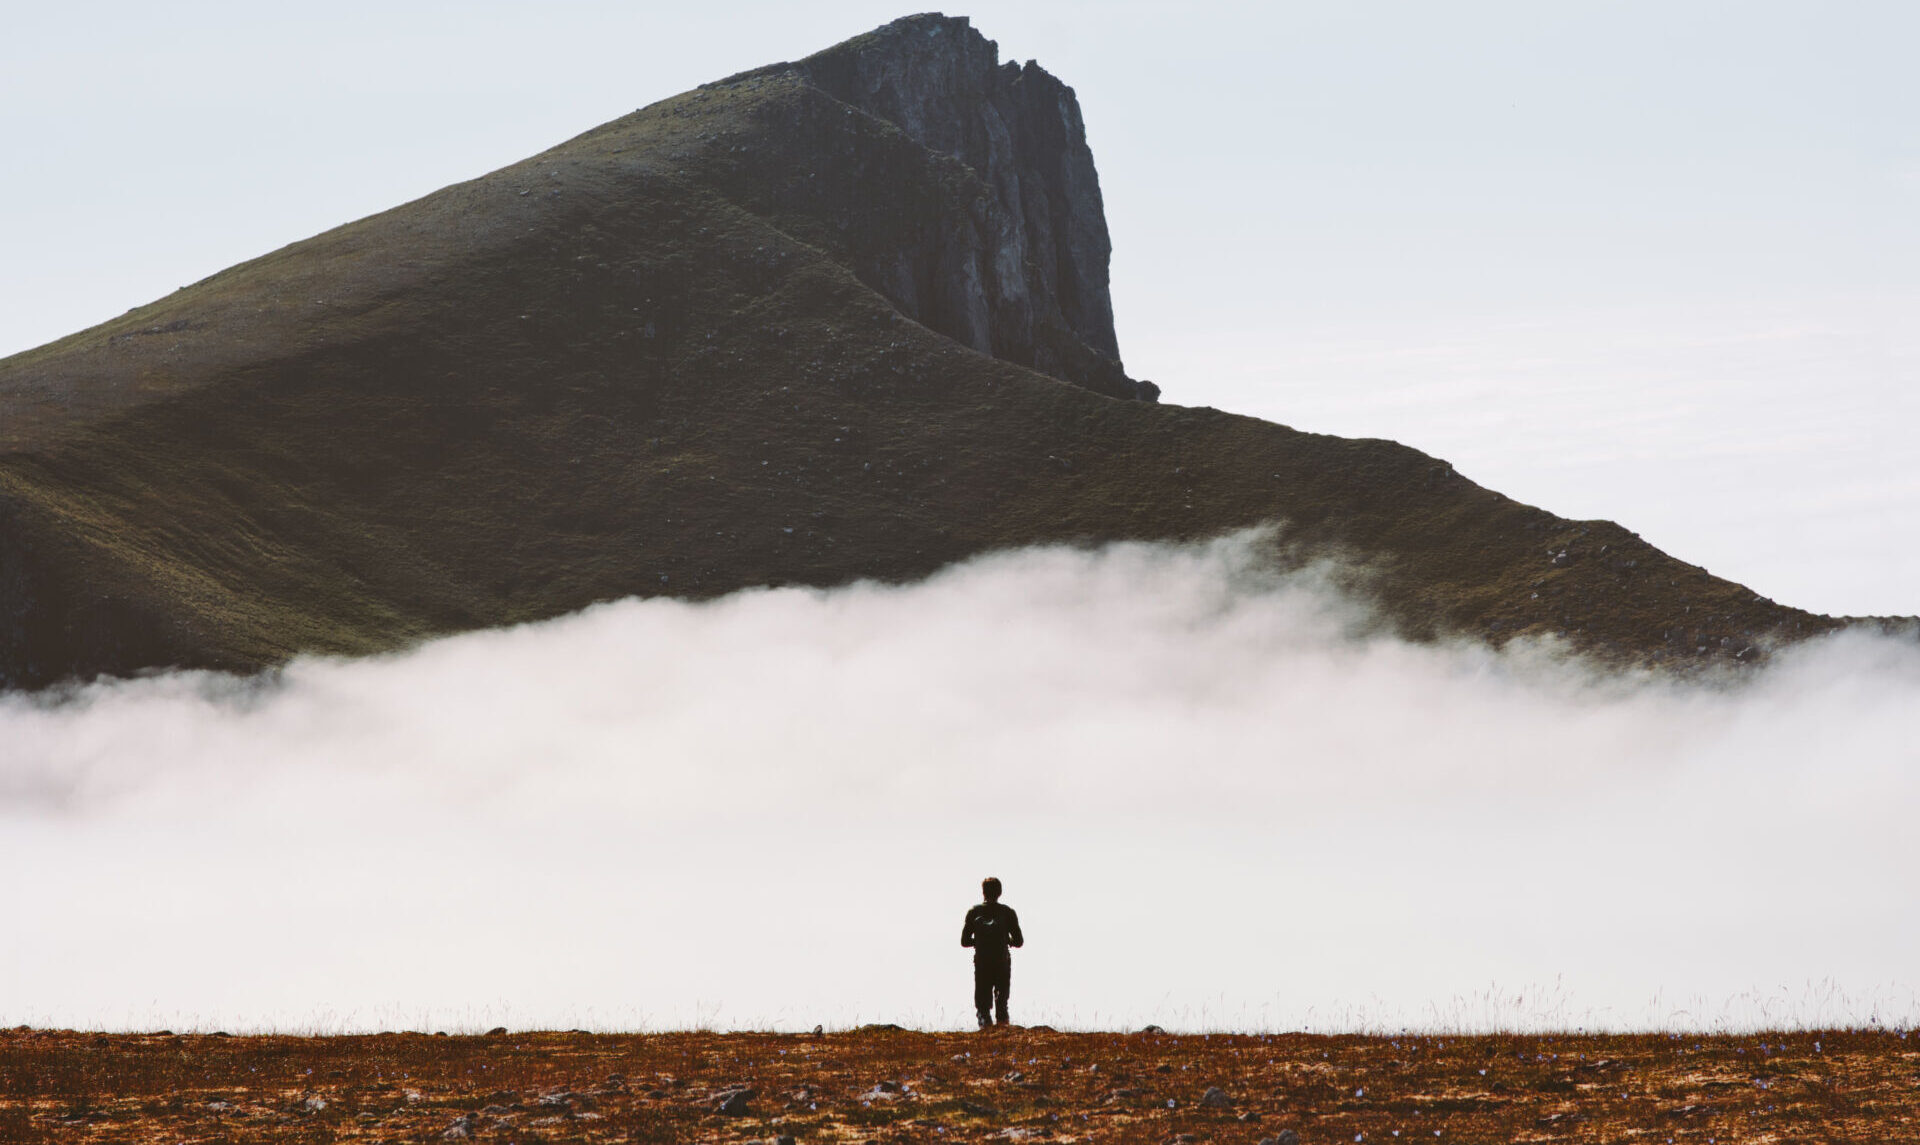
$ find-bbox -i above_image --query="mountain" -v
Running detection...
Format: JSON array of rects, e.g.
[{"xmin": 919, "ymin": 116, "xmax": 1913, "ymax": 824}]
[{"xmin": 0, "ymin": 14, "xmax": 1870, "ymax": 690}]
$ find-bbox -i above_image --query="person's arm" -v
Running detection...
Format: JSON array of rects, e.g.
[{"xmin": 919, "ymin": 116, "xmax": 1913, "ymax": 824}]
[
  {"xmin": 961, "ymin": 908, "xmax": 976, "ymax": 948},
  {"xmin": 1008, "ymin": 908, "xmax": 1024, "ymax": 949}
]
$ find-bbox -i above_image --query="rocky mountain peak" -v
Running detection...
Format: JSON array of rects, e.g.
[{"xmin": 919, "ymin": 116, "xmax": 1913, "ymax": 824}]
[{"xmin": 754, "ymin": 13, "xmax": 1144, "ymax": 399}]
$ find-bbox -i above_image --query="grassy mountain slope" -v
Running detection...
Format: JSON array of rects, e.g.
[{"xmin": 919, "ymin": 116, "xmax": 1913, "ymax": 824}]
[{"xmin": 0, "ymin": 23, "xmax": 1864, "ymax": 689}]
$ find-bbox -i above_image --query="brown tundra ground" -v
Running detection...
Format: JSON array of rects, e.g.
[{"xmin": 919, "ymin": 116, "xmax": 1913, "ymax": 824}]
[{"xmin": 3, "ymin": 1026, "xmax": 1916, "ymax": 1144}]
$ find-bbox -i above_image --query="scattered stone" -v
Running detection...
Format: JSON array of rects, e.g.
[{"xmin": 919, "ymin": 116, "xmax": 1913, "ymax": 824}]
[
  {"xmin": 1138, "ymin": 1024, "xmax": 1167, "ymax": 1034},
  {"xmin": 1201, "ymin": 1086, "xmax": 1233, "ymax": 1109},
  {"xmin": 486, "ymin": 1026, "xmax": 508, "ymax": 1036},
  {"xmin": 1259, "ymin": 1132, "xmax": 1301, "ymax": 1145},
  {"xmin": 442, "ymin": 1113, "xmax": 479, "ymax": 1139},
  {"xmin": 715, "ymin": 1087, "xmax": 757, "ymax": 1115},
  {"xmin": 537, "ymin": 1090, "xmax": 594, "ymax": 1114}
]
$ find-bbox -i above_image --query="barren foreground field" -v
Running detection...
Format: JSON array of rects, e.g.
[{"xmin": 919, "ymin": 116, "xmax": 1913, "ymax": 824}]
[{"xmin": 4, "ymin": 1026, "xmax": 1916, "ymax": 1144}]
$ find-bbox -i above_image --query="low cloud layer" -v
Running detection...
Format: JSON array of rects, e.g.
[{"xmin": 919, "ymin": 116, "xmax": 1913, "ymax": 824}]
[{"xmin": 3, "ymin": 533, "xmax": 1917, "ymax": 1033}]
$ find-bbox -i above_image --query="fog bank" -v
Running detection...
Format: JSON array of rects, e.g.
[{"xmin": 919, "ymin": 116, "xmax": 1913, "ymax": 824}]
[{"xmin": 3, "ymin": 533, "xmax": 1917, "ymax": 1033}]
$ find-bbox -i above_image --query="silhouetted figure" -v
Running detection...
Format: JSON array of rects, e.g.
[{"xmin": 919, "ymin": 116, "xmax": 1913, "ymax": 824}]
[{"xmin": 960, "ymin": 876, "xmax": 1024, "ymax": 1028}]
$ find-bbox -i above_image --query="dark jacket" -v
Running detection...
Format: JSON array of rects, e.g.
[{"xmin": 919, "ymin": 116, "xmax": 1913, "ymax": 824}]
[{"xmin": 961, "ymin": 901, "xmax": 1024, "ymax": 957}]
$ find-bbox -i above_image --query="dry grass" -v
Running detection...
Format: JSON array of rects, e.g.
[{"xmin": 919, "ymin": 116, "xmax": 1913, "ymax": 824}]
[{"xmin": 2, "ymin": 1026, "xmax": 1914, "ymax": 1144}]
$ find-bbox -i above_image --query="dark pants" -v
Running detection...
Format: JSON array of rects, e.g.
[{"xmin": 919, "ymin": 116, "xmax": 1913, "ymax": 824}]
[{"xmin": 973, "ymin": 952, "xmax": 1011, "ymax": 1026}]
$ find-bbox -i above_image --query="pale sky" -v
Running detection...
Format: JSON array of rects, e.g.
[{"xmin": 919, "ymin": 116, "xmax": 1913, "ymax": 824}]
[{"xmin": 5, "ymin": 1, "xmax": 1916, "ymax": 615}]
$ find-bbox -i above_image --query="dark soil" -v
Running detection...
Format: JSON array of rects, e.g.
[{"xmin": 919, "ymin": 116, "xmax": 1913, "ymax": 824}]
[{"xmin": 4, "ymin": 1026, "xmax": 1913, "ymax": 1143}]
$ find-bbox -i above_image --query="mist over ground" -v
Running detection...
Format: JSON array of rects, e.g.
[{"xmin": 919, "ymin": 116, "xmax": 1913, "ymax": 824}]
[{"xmin": 3, "ymin": 532, "xmax": 1917, "ymax": 1034}]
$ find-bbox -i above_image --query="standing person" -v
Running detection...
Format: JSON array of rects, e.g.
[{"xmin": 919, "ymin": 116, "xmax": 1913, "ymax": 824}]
[{"xmin": 960, "ymin": 876, "xmax": 1024, "ymax": 1028}]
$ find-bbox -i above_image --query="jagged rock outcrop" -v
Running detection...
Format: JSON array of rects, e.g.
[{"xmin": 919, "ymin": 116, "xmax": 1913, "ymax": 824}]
[{"xmin": 727, "ymin": 14, "xmax": 1150, "ymax": 401}]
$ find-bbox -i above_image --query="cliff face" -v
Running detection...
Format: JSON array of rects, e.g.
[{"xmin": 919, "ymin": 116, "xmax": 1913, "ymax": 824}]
[{"xmin": 734, "ymin": 14, "xmax": 1149, "ymax": 401}]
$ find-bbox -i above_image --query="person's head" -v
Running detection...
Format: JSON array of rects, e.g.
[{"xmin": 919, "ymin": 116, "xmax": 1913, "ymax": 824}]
[{"xmin": 982, "ymin": 877, "xmax": 1002, "ymax": 902}]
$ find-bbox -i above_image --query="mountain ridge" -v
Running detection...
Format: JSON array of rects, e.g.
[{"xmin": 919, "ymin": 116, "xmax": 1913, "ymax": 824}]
[{"xmin": 0, "ymin": 13, "xmax": 1890, "ymax": 690}]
